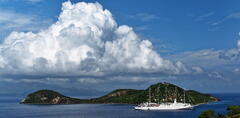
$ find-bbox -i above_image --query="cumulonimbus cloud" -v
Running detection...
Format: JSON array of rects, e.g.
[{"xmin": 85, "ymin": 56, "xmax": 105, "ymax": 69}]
[{"xmin": 0, "ymin": 1, "xmax": 188, "ymax": 77}]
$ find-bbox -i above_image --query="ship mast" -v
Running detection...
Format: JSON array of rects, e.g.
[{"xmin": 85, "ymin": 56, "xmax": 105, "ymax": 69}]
[
  {"xmin": 157, "ymin": 86, "xmax": 160, "ymax": 104},
  {"xmin": 183, "ymin": 90, "xmax": 186, "ymax": 104},
  {"xmin": 174, "ymin": 87, "xmax": 177, "ymax": 103},
  {"xmin": 149, "ymin": 87, "xmax": 151, "ymax": 103},
  {"xmin": 175, "ymin": 87, "xmax": 177, "ymax": 99},
  {"xmin": 165, "ymin": 85, "xmax": 167, "ymax": 102}
]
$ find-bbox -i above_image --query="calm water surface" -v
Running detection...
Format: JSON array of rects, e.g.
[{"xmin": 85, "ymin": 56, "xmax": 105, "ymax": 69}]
[{"xmin": 0, "ymin": 93, "xmax": 239, "ymax": 118}]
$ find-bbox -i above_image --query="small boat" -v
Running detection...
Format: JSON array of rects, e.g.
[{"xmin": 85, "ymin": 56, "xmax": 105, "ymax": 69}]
[{"xmin": 134, "ymin": 85, "xmax": 193, "ymax": 110}]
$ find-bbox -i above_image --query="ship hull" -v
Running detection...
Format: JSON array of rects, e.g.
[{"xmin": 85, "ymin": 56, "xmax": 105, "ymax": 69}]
[{"xmin": 134, "ymin": 104, "xmax": 193, "ymax": 110}]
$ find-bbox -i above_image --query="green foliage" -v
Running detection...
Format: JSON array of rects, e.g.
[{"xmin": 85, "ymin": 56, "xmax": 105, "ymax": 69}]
[
  {"xmin": 198, "ymin": 105, "xmax": 240, "ymax": 118},
  {"xmin": 92, "ymin": 89, "xmax": 147, "ymax": 104},
  {"xmin": 187, "ymin": 90, "xmax": 217, "ymax": 104},
  {"xmin": 227, "ymin": 105, "xmax": 240, "ymax": 118},
  {"xmin": 21, "ymin": 89, "xmax": 86, "ymax": 104},
  {"xmin": 23, "ymin": 90, "xmax": 64, "ymax": 103},
  {"xmin": 21, "ymin": 82, "xmax": 219, "ymax": 105},
  {"xmin": 198, "ymin": 110, "xmax": 217, "ymax": 118},
  {"xmin": 90, "ymin": 82, "xmax": 218, "ymax": 105}
]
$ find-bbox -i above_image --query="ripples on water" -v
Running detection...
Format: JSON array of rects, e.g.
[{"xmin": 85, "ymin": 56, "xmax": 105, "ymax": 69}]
[{"xmin": 0, "ymin": 93, "xmax": 239, "ymax": 118}]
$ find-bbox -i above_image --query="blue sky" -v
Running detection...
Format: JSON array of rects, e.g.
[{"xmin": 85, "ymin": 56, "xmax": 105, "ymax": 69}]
[
  {"xmin": 1, "ymin": 0, "xmax": 240, "ymax": 51},
  {"xmin": 0, "ymin": 0, "xmax": 240, "ymax": 96}
]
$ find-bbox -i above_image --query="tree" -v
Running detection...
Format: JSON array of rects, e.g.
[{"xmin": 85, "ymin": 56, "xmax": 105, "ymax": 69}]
[
  {"xmin": 198, "ymin": 110, "xmax": 217, "ymax": 118},
  {"xmin": 198, "ymin": 105, "xmax": 240, "ymax": 118},
  {"xmin": 226, "ymin": 105, "xmax": 240, "ymax": 118}
]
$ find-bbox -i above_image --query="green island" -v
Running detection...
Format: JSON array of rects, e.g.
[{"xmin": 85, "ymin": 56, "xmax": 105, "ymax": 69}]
[
  {"xmin": 20, "ymin": 82, "xmax": 219, "ymax": 105},
  {"xmin": 198, "ymin": 105, "xmax": 240, "ymax": 118}
]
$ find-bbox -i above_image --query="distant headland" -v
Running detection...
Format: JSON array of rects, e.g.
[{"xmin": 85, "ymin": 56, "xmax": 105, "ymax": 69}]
[{"xmin": 20, "ymin": 82, "xmax": 219, "ymax": 105}]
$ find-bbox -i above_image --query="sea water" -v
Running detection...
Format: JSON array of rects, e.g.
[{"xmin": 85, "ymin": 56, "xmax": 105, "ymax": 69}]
[{"xmin": 0, "ymin": 93, "xmax": 239, "ymax": 118}]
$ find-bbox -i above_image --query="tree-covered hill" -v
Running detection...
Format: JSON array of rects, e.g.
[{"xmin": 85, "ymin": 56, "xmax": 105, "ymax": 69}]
[{"xmin": 21, "ymin": 82, "xmax": 219, "ymax": 105}]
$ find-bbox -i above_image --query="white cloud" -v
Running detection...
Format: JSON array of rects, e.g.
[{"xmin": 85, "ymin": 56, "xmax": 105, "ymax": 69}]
[
  {"xmin": 78, "ymin": 78, "xmax": 102, "ymax": 84},
  {"xmin": 237, "ymin": 40, "xmax": 240, "ymax": 51},
  {"xmin": 0, "ymin": 78, "xmax": 15, "ymax": 82},
  {"xmin": 227, "ymin": 12, "xmax": 240, "ymax": 19},
  {"xmin": 168, "ymin": 47, "xmax": 240, "ymax": 69},
  {"xmin": 165, "ymin": 39, "xmax": 240, "ymax": 82},
  {"xmin": 46, "ymin": 78, "xmax": 69, "ymax": 82},
  {"xmin": 0, "ymin": 1, "xmax": 188, "ymax": 78},
  {"xmin": 0, "ymin": 78, "xmax": 70, "ymax": 84},
  {"xmin": 0, "ymin": 10, "xmax": 34, "ymax": 29},
  {"xmin": 167, "ymin": 40, "xmax": 240, "ymax": 80},
  {"xmin": 193, "ymin": 12, "xmax": 215, "ymax": 22},
  {"xmin": 211, "ymin": 12, "xmax": 240, "ymax": 26},
  {"xmin": 234, "ymin": 68, "xmax": 240, "ymax": 73},
  {"xmin": 129, "ymin": 13, "xmax": 159, "ymax": 22},
  {"xmin": 25, "ymin": 0, "xmax": 44, "ymax": 3},
  {"xmin": 191, "ymin": 66, "xmax": 204, "ymax": 74},
  {"xmin": 20, "ymin": 79, "xmax": 45, "ymax": 83},
  {"xmin": 207, "ymin": 71, "xmax": 225, "ymax": 80},
  {"xmin": 0, "ymin": 9, "xmax": 53, "ymax": 34},
  {"xmin": 134, "ymin": 25, "xmax": 149, "ymax": 31},
  {"xmin": 0, "ymin": 0, "xmax": 45, "ymax": 3}
]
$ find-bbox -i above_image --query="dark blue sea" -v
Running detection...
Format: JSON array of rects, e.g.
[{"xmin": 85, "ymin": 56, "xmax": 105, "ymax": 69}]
[{"xmin": 0, "ymin": 93, "xmax": 239, "ymax": 118}]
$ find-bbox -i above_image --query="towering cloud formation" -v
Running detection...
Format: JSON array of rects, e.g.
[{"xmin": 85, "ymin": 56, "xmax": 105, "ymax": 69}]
[{"xmin": 0, "ymin": 1, "xmax": 188, "ymax": 77}]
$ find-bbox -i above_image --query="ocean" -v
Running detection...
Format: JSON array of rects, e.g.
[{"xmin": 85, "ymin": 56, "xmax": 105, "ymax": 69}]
[{"xmin": 0, "ymin": 93, "xmax": 239, "ymax": 118}]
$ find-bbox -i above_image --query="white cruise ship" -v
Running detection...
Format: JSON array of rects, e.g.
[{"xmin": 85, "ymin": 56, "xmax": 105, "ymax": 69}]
[{"xmin": 134, "ymin": 86, "xmax": 193, "ymax": 110}]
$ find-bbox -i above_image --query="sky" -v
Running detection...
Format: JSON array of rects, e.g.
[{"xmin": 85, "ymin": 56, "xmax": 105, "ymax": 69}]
[{"xmin": 0, "ymin": 0, "xmax": 240, "ymax": 96}]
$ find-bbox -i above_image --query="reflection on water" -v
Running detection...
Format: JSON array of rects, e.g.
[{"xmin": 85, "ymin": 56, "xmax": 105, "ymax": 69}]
[{"xmin": 0, "ymin": 93, "xmax": 239, "ymax": 118}]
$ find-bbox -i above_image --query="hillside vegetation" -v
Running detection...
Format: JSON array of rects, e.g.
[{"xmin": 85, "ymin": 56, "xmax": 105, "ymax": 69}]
[
  {"xmin": 21, "ymin": 82, "xmax": 219, "ymax": 105},
  {"xmin": 198, "ymin": 105, "xmax": 240, "ymax": 118}
]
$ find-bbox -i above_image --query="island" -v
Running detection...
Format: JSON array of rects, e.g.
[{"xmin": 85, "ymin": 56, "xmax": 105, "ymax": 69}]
[{"xmin": 20, "ymin": 82, "xmax": 219, "ymax": 105}]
